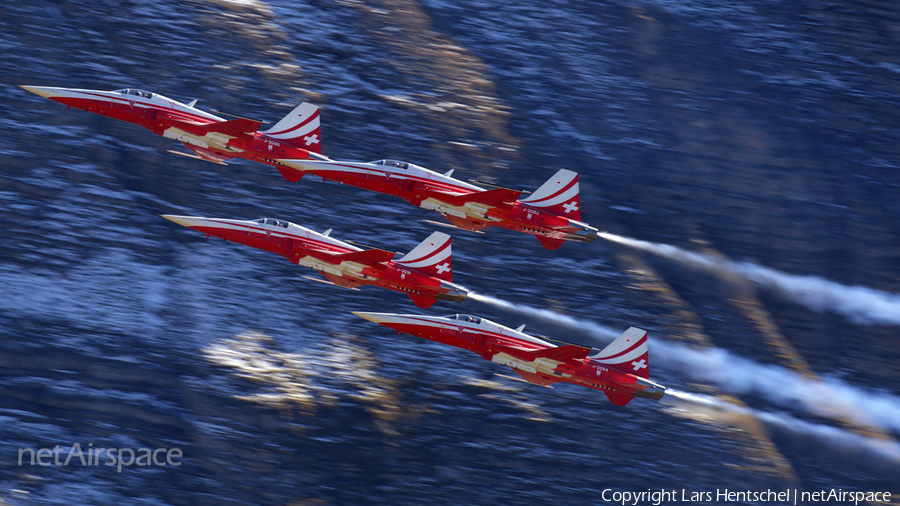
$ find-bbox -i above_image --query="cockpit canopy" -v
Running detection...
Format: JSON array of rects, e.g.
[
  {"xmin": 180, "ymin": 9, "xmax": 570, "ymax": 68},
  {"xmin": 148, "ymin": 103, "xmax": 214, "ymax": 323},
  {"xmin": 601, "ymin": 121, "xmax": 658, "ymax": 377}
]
[
  {"xmin": 114, "ymin": 88, "xmax": 153, "ymax": 99},
  {"xmin": 371, "ymin": 159, "xmax": 436, "ymax": 176},
  {"xmin": 372, "ymin": 159, "xmax": 409, "ymax": 170},
  {"xmin": 444, "ymin": 314, "xmax": 482, "ymax": 324},
  {"xmin": 255, "ymin": 217, "xmax": 290, "ymax": 228}
]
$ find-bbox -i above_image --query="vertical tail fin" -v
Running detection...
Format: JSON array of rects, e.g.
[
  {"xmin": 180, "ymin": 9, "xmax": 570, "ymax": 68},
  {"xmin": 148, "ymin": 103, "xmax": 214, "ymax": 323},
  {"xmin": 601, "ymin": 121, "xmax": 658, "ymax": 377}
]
[
  {"xmin": 519, "ymin": 169, "xmax": 581, "ymax": 221},
  {"xmin": 261, "ymin": 102, "xmax": 321, "ymax": 153},
  {"xmin": 591, "ymin": 327, "xmax": 649, "ymax": 379},
  {"xmin": 395, "ymin": 232, "xmax": 453, "ymax": 281}
]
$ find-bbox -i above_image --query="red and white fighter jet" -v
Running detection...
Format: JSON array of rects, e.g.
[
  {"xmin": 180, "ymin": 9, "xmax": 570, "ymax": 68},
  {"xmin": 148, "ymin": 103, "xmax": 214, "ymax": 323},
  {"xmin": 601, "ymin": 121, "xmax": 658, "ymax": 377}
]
[
  {"xmin": 162, "ymin": 215, "xmax": 468, "ymax": 308},
  {"xmin": 21, "ymin": 85, "xmax": 324, "ymax": 166},
  {"xmin": 276, "ymin": 158, "xmax": 598, "ymax": 250},
  {"xmin": 353, "ymin": 312, "xmax": 666, "ymax": 406}
]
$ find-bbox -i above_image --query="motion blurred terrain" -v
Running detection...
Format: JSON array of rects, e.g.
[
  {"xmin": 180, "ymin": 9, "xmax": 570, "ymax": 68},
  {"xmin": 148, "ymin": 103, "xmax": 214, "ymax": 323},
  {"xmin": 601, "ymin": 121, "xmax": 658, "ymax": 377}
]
[{"xmin": 1, "ymin": 0, "xmax": 898, "ymax": 504}]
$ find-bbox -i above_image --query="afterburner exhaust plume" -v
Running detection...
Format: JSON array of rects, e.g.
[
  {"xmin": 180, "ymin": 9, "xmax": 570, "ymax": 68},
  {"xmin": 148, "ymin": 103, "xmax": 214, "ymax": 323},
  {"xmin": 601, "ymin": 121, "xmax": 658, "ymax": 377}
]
[
  {"xmin": 599, "ymin": 232, "xmax": 900, "ymax": 326},
  {"xmin": 665, "ymin": 390, "xmax": 900, "ymax": 464}
]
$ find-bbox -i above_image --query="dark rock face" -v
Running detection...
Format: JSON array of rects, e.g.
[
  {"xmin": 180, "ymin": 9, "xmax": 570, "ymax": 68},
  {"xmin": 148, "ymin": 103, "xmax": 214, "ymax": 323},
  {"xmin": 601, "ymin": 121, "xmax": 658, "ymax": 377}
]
[{"xmin": 1, "ymin": 1, "xmax": 899, "ymax": 504}]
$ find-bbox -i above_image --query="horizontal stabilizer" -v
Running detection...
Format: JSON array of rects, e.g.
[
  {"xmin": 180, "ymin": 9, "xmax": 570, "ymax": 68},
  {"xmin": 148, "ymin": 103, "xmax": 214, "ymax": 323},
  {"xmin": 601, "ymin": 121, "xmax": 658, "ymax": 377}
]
[
  {"xmin": 523, "ymin": 344, "xmax": 591, "ymax": 363},
  {"xmin": 535, "ymin": 236, "xmax": 565, "ymax": 250},
  {"xmin": 332, "ymin": 249, "xmax": 395, "ymax": 267},
  {"xmin": 604, "ymin": 390, "xmax": 634, "ymax": 407},
  {"xmin": 276, "ymin": 165, "xmax": 303, "ymax": 182},
  {"xmin": 407, "ymin": 293, "xmax": 438, "ymax": 309}
]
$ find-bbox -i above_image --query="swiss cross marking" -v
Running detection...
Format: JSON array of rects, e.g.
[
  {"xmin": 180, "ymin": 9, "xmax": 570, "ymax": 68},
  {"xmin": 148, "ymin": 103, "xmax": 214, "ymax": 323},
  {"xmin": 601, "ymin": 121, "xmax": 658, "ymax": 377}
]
[
  {"xmin": 303, "ymin": 134, "xmax": 320, "ymax": 146},
  {"xmin": 435, "ymin": 262, "xmax": 450, "ymax": 275},
  {"xmin": 631, "ymin": 359, "xmax": 647, "ymax": 371},
  {"xmin": 563, "ymin": 201, "xmax": 579, "ymax": 214}
]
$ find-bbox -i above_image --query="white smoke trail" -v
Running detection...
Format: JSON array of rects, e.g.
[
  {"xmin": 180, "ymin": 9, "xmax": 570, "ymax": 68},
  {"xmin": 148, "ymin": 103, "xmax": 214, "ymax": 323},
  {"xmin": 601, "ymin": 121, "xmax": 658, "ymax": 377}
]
[
  {"xmin": 655, "ymin": 341, "xmax": 900, "ymax": 434},
  {"xmin": 468, "ymin": 292, "xmax": 620, "ymax": 340},
  {"xmin": 471, "ymin": 291, "xmax": 900, "ymax": 435},
  {"xmin": 665, "ymin": 390, "xmax": 900, "ymax": 464},
  {"xmin": 598, "ymin": 232, "xmax": 900, "ymax": 326}
]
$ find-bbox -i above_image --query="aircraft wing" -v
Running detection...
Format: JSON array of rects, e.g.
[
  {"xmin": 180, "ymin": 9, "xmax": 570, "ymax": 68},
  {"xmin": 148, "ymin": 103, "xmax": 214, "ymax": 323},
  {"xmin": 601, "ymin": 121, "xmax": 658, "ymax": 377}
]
[
  {"xmin": 165, "ymin": 117, "xmax": 260, "ymax": 140},
  {"xmin": 164, "ymin": 117, "xmax": 210, "ymax": 136},
  {"xmin": 331, "ymin": 249, "xmax": 395, "ymax": 268},
  {"xmin": 420, "ymin": 187, "xmax": 520, "ymax": 208},
  {"xmin": 203, "ymin": 118, "xmax": 261, "ymax": 139},
  {"xmin": 520, "ymin": 344, "xmax": 592, "ymax": 364},
  {"xmin": 466, "ymin": 187, "xmax": 521, "ymax": 206},
  {"xmin": 319, "ymin": 272, "xmax": 366, "ymax": 289}
]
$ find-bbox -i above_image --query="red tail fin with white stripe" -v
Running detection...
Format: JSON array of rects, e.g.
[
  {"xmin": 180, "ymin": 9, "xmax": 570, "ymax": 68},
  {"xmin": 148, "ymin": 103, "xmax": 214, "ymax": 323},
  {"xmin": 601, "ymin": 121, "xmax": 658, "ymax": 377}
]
[
  {"xmin": 590, "ymin": 327, "xmax": 649, "ymax": 379},
  {"xmin": 395, "ymin": 232, "xmax": 453, "ymax": 281},
  {"xmin": 519, "ymin": 169, "xmax": 581, "ymax": 221},
  {"xmin": 261, "ymin": 103, "xmax": 321, "ymax": 153}
]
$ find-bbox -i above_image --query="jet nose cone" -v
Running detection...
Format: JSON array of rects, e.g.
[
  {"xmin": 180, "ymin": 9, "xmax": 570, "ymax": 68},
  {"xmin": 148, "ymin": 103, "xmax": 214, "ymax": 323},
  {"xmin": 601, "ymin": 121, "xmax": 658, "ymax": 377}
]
[
  {"xmin": 21, "ymin": 85, "xmax": 61, "ymax": 99},
  {"xmin": 160, "ymin": 214, "xmax": 199, "ymax": 228},
  {"xmin": 351, "ymin": 311, "xmax": 387, "ymax": 324}
]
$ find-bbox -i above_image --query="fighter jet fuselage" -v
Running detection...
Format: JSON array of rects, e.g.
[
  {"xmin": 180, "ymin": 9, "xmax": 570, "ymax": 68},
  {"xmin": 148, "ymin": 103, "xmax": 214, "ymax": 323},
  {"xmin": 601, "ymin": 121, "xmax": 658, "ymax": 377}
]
[
  {"xmin": 21, "ymin": 86, "xmax": 322, "ymax": 166},
  {"xmin": 354, "ymin": 312, "xmax": 666, "ymax": 406},
  {"xmin": 277, "ymin": 159, "xmax": 598, "ymax": 250},
  {"xmin": 162, "ymin": 216, "xmax": 467, "ymax": 308}
]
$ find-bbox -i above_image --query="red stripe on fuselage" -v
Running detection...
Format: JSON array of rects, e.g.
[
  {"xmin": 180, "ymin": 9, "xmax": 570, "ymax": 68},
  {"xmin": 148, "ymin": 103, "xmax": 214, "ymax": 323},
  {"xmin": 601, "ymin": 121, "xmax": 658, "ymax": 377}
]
[
  {"xmin": 396, "ymin": 319, "xmax": 551, "ymax": 351},
  {"xmin": 63, "ymin": 92, "xmax": 219, "ymax": 125},
  {"xmin": 311, "ymin": 163, "xmax": 477, "ymax": 195},
  {"xmin": 199, "ymin": 222, "xmax": 357, "ymax": 255}
]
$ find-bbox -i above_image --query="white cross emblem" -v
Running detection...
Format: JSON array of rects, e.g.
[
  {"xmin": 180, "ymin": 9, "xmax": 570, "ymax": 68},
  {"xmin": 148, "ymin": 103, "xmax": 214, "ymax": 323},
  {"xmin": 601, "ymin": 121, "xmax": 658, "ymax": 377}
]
[
  {"xmin": 435, "ymin": 262, "xmax": 450, "ymax": 275},
  {"xmin": 303, "ymin": 134, "xmax": 319, "ymax": 146},
  {"xmin": 631, "ymin": 359, "xmax": 647, "ymax": 371},
  {"xmin": 563, "ymin": 201, "xmax": 579, "ymax": 214}
]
